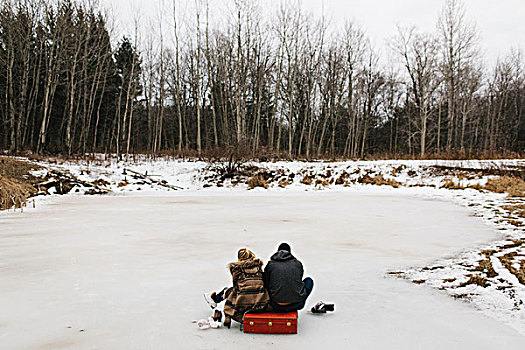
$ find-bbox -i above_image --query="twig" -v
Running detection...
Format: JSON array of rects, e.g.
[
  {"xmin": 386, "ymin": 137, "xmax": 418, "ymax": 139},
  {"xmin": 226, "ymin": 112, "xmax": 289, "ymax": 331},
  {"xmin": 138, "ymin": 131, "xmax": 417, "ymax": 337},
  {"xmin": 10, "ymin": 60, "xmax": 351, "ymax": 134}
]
[{"xmin": 124, "ymin": 168, "xmax": 184, "ymax": 190}]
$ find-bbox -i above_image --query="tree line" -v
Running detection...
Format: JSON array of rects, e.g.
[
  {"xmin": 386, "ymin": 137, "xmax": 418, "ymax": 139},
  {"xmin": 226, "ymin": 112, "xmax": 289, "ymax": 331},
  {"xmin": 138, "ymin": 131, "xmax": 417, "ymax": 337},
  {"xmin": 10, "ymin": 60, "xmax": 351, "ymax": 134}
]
[{"xmin": 0, "ymin": 0, "xmax": 523, "ymax": 159}]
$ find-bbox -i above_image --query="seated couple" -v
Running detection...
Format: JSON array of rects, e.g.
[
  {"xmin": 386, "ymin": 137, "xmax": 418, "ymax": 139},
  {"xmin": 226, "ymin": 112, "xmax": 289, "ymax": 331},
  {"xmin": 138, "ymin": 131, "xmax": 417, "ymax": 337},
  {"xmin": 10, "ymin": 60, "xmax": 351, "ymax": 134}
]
[{"xmin": 204, "ymin": 243, "xmax": 314, "ymax": 328}]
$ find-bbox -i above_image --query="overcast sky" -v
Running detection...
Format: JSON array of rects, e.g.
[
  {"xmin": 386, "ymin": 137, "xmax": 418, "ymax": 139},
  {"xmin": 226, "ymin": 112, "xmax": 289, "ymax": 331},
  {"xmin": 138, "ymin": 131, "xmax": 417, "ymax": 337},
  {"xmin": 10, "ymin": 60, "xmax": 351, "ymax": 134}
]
[{"xmin": 104, "ymin": 0, "xmax": 524, "ymax": 67}]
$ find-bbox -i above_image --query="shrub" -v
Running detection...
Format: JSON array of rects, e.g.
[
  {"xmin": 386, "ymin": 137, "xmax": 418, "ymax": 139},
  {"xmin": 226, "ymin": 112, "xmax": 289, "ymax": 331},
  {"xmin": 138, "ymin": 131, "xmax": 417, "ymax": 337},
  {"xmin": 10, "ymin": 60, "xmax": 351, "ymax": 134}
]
[
  {"xmin": 458, "ymin": 275, "xmax": 489, "ymax": 288},
  {"xmin": 466, "ymin": 183, "xmax": 483, "ymax": 191},
  {"xmin": 0, "ymin": 157, "xmax": 41, "ymax": 210},
  {"xmin": 247, "ymin": 175, "xmax": 268, "ymax": 189},
  {"xmin": 314, "ymin": 179, "xmax": 329, "ymax": 187},
  {"xmin": 441, "ymin": 178, "xmax": 465, "ymax": 190},
  {"xmin": 300, "ymin": 175, "xmax": 313, "ymax": 185},
  {"xmin": 0, "ymin": 175, "xmax": 37, "ymax": 210},
  {"xmin": 0, "ymin": 156, "xmax": 40, "ymax": 180},
  {"xmin": 472, "ymin": 259, "xmax": 498, "ymax": 278},
  {"xmin": 484, "ymin": 176, "xmax": 525, "ymax": 197},
  {"xmin": 358, "ymin": 174, "xmax": 400, "ymax": 188},
  {"xmin": 499, "ymin": 251, "xmax": 525, "ymax": 285},
  {"xmin": 278, "ymin": 178, "xmax": 290, "ymax": 188}
]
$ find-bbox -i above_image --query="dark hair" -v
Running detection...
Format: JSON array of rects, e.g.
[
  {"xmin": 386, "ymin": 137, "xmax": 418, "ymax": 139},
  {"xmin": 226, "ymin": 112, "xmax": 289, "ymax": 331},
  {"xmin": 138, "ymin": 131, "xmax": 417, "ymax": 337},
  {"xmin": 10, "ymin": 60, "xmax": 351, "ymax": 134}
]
[{"xmin": 278, "ymin": 242, "xmax": 291, "ymax": 253}]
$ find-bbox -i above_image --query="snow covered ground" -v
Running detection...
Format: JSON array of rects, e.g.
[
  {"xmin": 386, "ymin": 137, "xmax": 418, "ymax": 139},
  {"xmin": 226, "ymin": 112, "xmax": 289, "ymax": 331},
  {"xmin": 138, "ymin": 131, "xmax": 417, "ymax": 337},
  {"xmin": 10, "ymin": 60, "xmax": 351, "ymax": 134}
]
[
  {"xmin": 24, "ymin": 156, "xmax": 525, "ymax": 194},
  {"xmin": 1, "ymin": 192, "xmax": 524, "ymax": 349},
  {"xmin": 1, "ymin": 157, "xmax": 525, "ymax": 348}
]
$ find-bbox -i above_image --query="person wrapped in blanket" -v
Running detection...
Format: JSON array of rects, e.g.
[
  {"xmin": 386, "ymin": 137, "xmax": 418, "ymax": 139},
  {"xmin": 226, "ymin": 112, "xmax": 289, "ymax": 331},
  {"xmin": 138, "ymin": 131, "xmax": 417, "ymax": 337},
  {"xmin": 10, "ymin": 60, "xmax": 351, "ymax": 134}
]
[{"xmin": 204, "ymin": 248, "xmax": 269, "ymax": 328}]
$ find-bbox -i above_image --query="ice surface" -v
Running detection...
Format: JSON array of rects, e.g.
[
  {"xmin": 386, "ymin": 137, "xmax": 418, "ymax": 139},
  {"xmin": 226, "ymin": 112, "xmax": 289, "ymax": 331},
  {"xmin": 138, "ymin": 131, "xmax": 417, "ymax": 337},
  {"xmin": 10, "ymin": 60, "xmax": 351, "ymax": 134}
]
[{"xmin": 1, "ymin": 192, "xmax": 524, "ymax": 349}]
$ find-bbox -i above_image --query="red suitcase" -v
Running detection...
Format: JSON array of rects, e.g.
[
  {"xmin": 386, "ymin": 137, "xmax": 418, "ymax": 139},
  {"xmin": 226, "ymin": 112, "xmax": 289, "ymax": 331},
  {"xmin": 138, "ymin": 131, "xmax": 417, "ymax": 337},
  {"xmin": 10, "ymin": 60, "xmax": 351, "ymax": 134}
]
[{"xmin": 243, "ymin": 311, "xmax": 298, "ymax": 334}]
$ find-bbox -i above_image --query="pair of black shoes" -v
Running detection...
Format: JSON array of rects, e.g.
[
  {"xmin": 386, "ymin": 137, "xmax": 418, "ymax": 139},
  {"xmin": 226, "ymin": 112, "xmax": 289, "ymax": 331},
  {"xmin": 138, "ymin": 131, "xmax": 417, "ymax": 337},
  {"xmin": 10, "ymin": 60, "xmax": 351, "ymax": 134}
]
[
  {"xmin": 212, "ymin": 310, "xmax": 232, "ymax": 329},
  {"xmin": 311, "ymin": 301, "xmax": 335, "ymax": 314}
]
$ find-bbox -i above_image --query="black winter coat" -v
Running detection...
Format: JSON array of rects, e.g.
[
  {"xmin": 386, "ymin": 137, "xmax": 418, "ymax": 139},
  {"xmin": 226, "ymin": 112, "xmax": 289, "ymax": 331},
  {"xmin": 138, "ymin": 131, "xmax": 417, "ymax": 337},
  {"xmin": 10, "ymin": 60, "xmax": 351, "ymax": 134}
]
[{"xmin": 263, "ymin": 250, "xmax": 307, "ymax": 304}]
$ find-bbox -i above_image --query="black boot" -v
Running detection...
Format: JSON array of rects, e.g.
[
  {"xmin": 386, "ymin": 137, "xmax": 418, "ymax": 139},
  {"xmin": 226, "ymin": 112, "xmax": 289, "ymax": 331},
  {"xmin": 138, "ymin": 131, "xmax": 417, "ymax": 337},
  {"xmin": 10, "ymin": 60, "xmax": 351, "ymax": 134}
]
[
  {"xmin": 311, "ymin": 301, "xmax": 335, "ymax": 314},
  {"xmin": 224, "ymin": 315, "xmax": 231, "ymax": 329},
  {"xmin": 213, "ymin": 310, "xmax": 222, "ymax": 322}
]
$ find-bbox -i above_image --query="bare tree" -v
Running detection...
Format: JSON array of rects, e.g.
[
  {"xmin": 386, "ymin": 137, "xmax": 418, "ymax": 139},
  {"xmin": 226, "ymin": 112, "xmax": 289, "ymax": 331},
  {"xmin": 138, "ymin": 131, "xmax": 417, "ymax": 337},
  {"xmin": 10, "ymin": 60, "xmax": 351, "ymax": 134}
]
[
  {"xmin": 394, "ymin": 27, "xmax": 441, "ymax": 156},
  {"xmin": 341, "ymin": 21, "xmax": 366, "ymax": 158},
  {"xmin": 438, "ymin": 0, "xmax": 479, "ymax": 150}
]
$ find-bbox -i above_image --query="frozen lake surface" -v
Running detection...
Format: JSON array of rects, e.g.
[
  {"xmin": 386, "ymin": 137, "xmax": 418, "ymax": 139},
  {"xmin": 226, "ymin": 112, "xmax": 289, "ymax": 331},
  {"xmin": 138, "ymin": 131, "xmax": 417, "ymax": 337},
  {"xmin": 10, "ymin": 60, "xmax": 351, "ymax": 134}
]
[{"xmin": 1, "ymin": 192, "xmax": 524, "ymax": 349}]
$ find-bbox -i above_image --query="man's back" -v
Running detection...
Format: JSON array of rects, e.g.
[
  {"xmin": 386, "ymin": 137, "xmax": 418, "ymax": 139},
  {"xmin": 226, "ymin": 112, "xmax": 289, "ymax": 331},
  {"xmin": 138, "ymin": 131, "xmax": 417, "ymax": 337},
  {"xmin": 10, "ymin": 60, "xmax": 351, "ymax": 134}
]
[{"xmin": 264, "ymin": 250, "xmax": 307, "ymax": 304}]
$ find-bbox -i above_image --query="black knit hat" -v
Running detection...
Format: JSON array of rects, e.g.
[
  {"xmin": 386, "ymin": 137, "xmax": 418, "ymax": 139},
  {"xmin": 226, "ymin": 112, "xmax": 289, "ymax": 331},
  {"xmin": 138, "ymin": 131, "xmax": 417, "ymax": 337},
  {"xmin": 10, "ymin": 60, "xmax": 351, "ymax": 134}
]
[{"xmin": 278, "ymin": 242, "xmax": 291, "ymax": 253}]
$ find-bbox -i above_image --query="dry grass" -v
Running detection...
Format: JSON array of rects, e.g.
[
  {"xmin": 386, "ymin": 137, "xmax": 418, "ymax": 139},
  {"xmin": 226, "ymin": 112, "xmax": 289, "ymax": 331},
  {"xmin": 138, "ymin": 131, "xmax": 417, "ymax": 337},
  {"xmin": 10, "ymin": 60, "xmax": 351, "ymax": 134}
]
[
  {"xmin": 363, "ymin": 150, "xmax": 523, "ymax": 161},
  {"xmin": 502, "ymin": 204, "xmax": 525, "ymax": 218},
  {"xmin": 484, "ymin": 176, "xmax": 525, "ymax": 197},
  {"xmin": 0, "ymin": 157, "xmax": 41, "ymax": 210},
  {"xmin": 472, "ymin": 259, "xmax": 498, "ymax": 278},
  {"xmin": 357, "ymin": 174, "xmax": 401, "ymax": 188},
  {"xmin": 335, "ymin": 171, "xmax": 350, "ymax": 185},
  {"xmin": 500, "ymin": 239, "xmax": 524, "ymax": 250},
  {"xmin": 0, "ymin": 156, "xmax": 41, "ymax": 180},
  {"xmin": 247, "ymin": 175, "xmax": 268, "ymax": 189},
  {"xmin": 314, "ymin": 178, "xmax": 330, "ymax": 187},
  {"xmin": 0, "ymin": 175, "xmax": 37, "ymax": 210},
  {"xmin": 335, "ymin": 176, "xmax": 345, "ymax": 185},
  {"xmin": 507, "ymin": 220, "xmax": 523, "ymax": 227},
  {"xmin": 499, "ymin": 252, "xmax": 525, "ymax": 285},
  {"xmin": 300, "ymin": 175, "xmax": 313, "ymax": 185},
  {"xmin": 441, "ymin": 178, "xmax": 465, "ymax": 190},
  {"xmin": 458, "ymin": 275, "xmax": 489, "ymax": 288},
  {"xmin": 278, "ymin": 178, "xmax": 290, "ymax": 188},
  {"xmin": 515, "ymin": 210, "xmax": 525, "ymax": 218},
  {"xmin": 466, "ymin": 183, "xmax": 483, "ymax": 191},
  {"xmin": 387, "ymin": 271, "xmax": 404, "ymax": 275},
  {"xmin": 452, "ymin": 294, "xmax": 471, "ymax": 300},
  {"xmin": 390, "ymin": 165, "xmax": 406, "ymax": 176},
  {"xmin": 408, "ymin": 183, "xmax": 434, "ymax": 188},
  {"xmin": 481, "ymin": 249, "xmax": 496, "ymax": 257},
  {"xmin": 93, "ymin": 179, "xmax": 110, "ymax": 187}
]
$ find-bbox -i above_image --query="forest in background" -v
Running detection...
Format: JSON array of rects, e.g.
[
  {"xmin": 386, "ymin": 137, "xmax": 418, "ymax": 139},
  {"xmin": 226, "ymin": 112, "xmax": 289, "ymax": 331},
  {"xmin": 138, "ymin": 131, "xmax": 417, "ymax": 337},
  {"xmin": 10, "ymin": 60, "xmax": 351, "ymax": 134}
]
[{"xmin": 0, "ymin": 0, "xmax": 523, "ymax": 159}]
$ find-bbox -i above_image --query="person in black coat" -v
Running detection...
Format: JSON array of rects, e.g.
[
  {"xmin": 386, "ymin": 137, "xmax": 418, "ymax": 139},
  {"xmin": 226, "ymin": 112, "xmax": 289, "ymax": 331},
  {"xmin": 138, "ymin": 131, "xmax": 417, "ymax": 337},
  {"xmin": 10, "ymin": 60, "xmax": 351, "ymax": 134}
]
[{"xmin": 263, "ymin": 243, "xmax": 314, "ymax": 312}]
